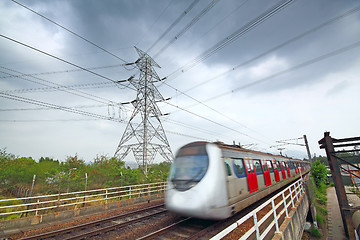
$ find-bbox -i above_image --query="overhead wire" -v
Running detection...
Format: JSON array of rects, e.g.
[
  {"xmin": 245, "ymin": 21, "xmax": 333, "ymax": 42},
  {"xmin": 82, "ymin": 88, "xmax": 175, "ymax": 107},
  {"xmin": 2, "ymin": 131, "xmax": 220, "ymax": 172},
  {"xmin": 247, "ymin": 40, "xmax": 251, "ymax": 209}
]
[
  {"xmin": 164, "ymin": 100, "xmax": 269, "ymax": 145},
  {"xmin": 192, "ymin": 0, "xmax": 250, "ymax": 48},
  {"xmin": 11, "ymin": 0, "xmax": 128, "ymax": 63},
  {"xmin": 146, "ymin": 0, "xmax": 200, "ymax": 53},
  {"xmin": 163, "ymin": 0, "xmax": 296, "ymax": 82},
  {"xmin": 153, "ymin": 0, "xmax": 221, "ymax": 59},
  {"xmin": 158, "ymin": 4, "xmax": 360, "ymax": 146},
  {"xmin": 0, "ymin": 92, "xmax": 125, "ymax": 122},
  {"xmin": 0, "ymin": 119, "xmax": 103, "ymax": 122},
  {"xmin": 193, "ymin": 40, "xmax": 360, "ymax": 104},
  {"xmin": 1, "ymin": 82, "xmax": 118, "ymax": 94},
  {"xmin": 135, "ymin": 0, "xmax": 176, "ymax": 47},
  {"xmin": 165, "ymin": 130, "xmax": 210, "ymax": 141},
  {"xmin": 171, "ymin": 4, "xmax": 360, "ymax": 96},
  {"xmin": 0, "ymin": 63, "xmax": 131, "ymax": 80},
  {"xmin": 163, "ymin": 118, "xmax": 234, "ymax": 140},
  {"xmin": 162, "ymin": 81, "xmax": 255, "ymax": 134},
  {"xmin": 0, "ymin": 34, "xmax": 136, "ymax": 91},
  {"xmin": 0, "ymin": 104, "xmax": 107, "ymax": 112},
  {"xmin": 0, "ymin": 67, "xmax": 120, "ymax": 105}
]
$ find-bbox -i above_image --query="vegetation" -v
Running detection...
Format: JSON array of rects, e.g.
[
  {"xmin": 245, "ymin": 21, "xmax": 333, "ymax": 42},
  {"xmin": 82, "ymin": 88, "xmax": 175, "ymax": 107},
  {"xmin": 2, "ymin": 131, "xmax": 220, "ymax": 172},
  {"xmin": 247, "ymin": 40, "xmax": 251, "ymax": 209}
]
[
  {"xmin": 0, "ymin": 148, "xmax": 170, "ymax": 198},
  {"xmin": 309, "ymin": 227, "xmax": 322, "ymax": 238},
  {"xmin": 307, "ymin": 160, "xmax": 330, "ymax": 239},
  {"xmin": 311, "ymin": 160, "xmax": 329, "ymax": 189}
]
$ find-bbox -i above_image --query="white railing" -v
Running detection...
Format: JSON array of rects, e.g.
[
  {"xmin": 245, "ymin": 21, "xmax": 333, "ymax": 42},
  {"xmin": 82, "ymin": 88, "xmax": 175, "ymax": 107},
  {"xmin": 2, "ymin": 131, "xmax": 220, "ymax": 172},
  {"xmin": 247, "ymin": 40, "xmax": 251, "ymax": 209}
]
[
  {"xmin": 210, "ymin": 178, "xmax": 305, "ymax": 240},
  {"xmin": 0, "ymin": 181, "xmax": 167, "ymax": 217}
]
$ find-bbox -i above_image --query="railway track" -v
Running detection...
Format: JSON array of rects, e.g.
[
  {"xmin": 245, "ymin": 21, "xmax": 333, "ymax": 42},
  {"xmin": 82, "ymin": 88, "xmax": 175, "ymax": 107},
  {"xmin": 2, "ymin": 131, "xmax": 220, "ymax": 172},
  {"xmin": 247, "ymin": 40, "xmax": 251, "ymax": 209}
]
[
  {"xmin": 137, "ymin": 217, "xmax": 221, "ymax": 240},
  {"xmin": 18, "ymin": 204, "xmax": 167, "ymax": 240}
]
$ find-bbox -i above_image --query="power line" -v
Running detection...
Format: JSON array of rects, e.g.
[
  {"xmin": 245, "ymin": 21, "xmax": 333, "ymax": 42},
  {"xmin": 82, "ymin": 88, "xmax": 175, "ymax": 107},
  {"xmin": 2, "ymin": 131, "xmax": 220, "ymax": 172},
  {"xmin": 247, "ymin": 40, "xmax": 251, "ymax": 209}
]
[
  {"xmin": 165, "ymin": 130, "xmax": 210, "ymax": 141},
  {"xmin": 164, "ymin": 100, "xmax": 267, "ymax": 145},
  {"xmin": 0, "ymin": 92, "xmax": 125, "ymax": 122},
  {"xmin": 190, "ymin": 0, "xmax": 250, "ymax": 49},
  {"xmin": 171, "ymin": 4, "xmax": 360, "ymax": 96},
  {"xmin": 197, "ymin": 40, "xmax": 360, "ymax": 104},
  {"xmin": 0, "ymin": 82, "xmax": 118, "ymax": 94},
  {"xmin": 160, "ymin": 40, "xmax": 360, "ymax": 147},
  {"xmin": 0, "ymin": 34, "xmax": 134, "ymax": 90},
  {"xmin": 163, "ymin": 0, "xmax": 296, "ymax": 81},
  {"xmin": 0, "ymin": 67, "xmax": 120, "ymax": 105},
  {"xmin": 163, "ymin": 118, "xmax": 233, "ymax": 140},
  {"xmin": 0, "ymin": 104, "xmax": 107, "ymax": 112},
  {"xmin": 0, "ymin": 63, "xmax": 131, "ymax": 80},
  {"xmin": 11, "ymin": 0, "xmax": 128, "ymax": 63},
  {"xmin": 162, "ymin": 81, "xmax": 263, "ymax": 138},
  {"xmin": 146, "ymin": 0, "xmax": 200, "ymax": 53},
  {"xmin": 164, "ymin": 5, "xmax": 360, "ymax": 115},
  {"xmin": 153, "ymin": 0, "xmax": 221, "ymax": 59},
  {"xmin": 135, "ymin": 0, "xmax": 176, "ymax": 47},
  {"xmin": 0, "ymin": 119, "xmax": 103, "ymax": 122}
]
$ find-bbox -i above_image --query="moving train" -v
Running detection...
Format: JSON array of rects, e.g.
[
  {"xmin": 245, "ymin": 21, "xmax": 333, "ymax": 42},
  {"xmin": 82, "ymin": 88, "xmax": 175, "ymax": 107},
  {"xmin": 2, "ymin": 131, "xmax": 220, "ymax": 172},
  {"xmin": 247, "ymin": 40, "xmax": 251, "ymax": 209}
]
[{"xmin": 165, "ymin": 141, "xmax": 310, "ymax": 220}]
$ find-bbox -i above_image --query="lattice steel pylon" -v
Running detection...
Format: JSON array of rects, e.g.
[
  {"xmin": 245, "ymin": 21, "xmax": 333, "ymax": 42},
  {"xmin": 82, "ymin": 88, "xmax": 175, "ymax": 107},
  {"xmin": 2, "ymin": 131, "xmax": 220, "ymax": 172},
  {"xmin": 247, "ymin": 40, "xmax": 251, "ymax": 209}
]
[{"xmin": 114, "ymin": 47, "xmax": 173, "ymax": 175}]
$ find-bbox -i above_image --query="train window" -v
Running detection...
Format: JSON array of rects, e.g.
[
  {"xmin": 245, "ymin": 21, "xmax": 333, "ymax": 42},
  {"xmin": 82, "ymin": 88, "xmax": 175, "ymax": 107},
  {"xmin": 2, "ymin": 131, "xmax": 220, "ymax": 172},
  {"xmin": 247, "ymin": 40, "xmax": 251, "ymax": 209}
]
[
  {"xmin": 267, "ymin": 161, "xmax": 274, "ymax": 172},
  {"xmin": 254, "ymin": 160, "xmax": 263, "ymax": 175},
  {"xmin": 261, "ymin": 161, "xmax": 268, "ymax": 171},
  {"xmin": 244, "ymin": 160, "xmax": 251, "ymax": 173},
  {"xmin": 277, "ymin": 161, "xmax": 282, "ymax": 170},
  {"xmin": 288, "ymin": 161, "xmax": 294, "ymax": 169},
  {"xmin": 224, "ymin": 158, "xmax": 232, "ymax": 176},
  {"xmin": 233, "ymin": 159, "xmax": 246, "ymax": 178},
  {"xmin": 250, "ymin": 161, "xmax": 254, "ymax": 172},
  {"xmin": 272, "ymin": 161, "xmax": 277, "ymax": 170},
  {"xmin": 170, "ymin": 154, "xmax": 209, "ymax": 191}
]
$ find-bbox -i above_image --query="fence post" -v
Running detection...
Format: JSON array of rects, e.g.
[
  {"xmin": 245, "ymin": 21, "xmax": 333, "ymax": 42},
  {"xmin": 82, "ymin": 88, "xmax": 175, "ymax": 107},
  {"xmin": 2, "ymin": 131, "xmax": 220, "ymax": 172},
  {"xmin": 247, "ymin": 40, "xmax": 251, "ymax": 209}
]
[
  {"xmin": 35, "ymin": 199, "xmax": 40, "ymax": 215},
  {"xmin": 29, "ymin": 174, "xmax": 36, "ymax": 197},
  {"xmin": 253, "ymin": 212, "xmax": 260, "ymax": 239},
  {"xmin": 290, "ymin": 187, "xmax": 295, "ymax": 208},
  {"xmin": 83, "ymin": 173, "xmax": 87, "ymax": 207},
  {"xmin": 282, "ymin": 192, "xmax": 288, "ymax": 217},
  {"xmin": 294, "ymin": 184, "xmax": 299, "ymax": 202},
  {"xmin": 272, "ymin": 199, "xmax": 280, "ymax": 233}
]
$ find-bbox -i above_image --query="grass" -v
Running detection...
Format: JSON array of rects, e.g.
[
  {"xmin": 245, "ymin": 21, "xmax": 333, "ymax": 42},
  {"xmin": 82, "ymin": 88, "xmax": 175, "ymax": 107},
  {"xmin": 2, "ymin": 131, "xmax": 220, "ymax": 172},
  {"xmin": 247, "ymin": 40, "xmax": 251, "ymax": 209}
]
[{"xmin": 309, "ymin": 227, "xmax": 322, "ymax": 238}]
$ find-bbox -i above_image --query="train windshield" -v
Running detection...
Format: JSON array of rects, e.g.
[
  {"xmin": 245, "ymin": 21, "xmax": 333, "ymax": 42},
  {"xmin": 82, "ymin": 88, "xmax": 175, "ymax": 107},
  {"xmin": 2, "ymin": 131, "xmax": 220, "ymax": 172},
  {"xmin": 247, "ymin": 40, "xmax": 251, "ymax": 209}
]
[{"xmin": 170, "ymin": 154, "xmax": 209, "ymax": 191}]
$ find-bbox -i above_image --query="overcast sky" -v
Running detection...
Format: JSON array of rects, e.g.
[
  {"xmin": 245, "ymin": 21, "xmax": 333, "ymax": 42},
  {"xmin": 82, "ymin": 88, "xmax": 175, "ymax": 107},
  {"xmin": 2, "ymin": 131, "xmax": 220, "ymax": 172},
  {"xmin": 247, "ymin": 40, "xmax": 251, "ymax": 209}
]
[{"xmin": 0, "ymin": 0, "xmax": 359, "ymax": 164}]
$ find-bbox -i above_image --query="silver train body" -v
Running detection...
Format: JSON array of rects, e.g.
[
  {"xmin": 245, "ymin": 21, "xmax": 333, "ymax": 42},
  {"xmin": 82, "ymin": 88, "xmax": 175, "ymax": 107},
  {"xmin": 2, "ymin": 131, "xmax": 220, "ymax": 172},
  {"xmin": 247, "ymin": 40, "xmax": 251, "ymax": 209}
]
[{"xmin": 165, "ymin": 141, "xmax": 310, "ymax": 220}]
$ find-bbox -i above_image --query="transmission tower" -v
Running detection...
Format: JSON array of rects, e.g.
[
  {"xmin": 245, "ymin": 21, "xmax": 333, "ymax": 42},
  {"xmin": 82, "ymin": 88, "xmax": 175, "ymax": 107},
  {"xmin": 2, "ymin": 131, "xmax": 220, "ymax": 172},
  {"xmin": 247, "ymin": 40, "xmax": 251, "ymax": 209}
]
[{"xmin": 114, "ymin": 47, "xmax": 173, "ymax": 175}]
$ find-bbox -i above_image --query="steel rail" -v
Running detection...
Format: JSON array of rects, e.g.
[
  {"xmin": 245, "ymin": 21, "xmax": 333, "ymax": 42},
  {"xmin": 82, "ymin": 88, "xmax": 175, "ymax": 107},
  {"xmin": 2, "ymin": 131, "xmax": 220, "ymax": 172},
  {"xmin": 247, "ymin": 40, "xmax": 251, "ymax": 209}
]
[
  {"xmin": 19, "ymin": 204, "xmax": 165, "ymax": 240},
  {"xmin": 137, "ymin": 217, "xmax": 191, "ymax": 239}
]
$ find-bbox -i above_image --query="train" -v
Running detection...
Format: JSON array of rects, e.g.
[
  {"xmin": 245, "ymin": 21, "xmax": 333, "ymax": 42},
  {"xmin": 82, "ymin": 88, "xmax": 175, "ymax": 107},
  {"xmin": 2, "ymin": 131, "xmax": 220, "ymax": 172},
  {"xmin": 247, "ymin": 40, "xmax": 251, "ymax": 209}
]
[{"xmin": 165, "ymin": 141, "xmax": 310, "ymax": 220}]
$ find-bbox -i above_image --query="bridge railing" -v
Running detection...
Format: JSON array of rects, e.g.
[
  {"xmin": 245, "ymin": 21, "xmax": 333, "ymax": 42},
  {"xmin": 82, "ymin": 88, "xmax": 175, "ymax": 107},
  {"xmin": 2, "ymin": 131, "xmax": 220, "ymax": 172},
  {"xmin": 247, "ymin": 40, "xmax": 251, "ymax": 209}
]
[
  {"xmin": 210, "ymin": 178, "xmax": 305, "ymax": 240},
  {"xmin": 0, "ymin": 181, "xmax": 166, "ymax": 218}
]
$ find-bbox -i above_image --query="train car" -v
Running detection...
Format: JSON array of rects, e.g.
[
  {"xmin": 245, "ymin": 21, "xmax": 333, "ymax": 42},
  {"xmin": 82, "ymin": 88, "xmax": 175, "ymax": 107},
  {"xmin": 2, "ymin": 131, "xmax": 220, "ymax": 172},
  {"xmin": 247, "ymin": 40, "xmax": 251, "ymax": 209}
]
[{"xmin": 165, "ymin": 141, "xmax": 310, "ymax": 220}]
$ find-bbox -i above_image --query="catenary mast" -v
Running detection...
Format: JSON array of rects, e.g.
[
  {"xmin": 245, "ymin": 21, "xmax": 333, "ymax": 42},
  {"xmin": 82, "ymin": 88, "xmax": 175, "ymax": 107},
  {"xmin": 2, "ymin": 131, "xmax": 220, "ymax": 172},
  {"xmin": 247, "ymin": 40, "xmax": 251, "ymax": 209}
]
[{"xmin": 114, "ymin": 47, "xmax": 173, "ymax": 175}]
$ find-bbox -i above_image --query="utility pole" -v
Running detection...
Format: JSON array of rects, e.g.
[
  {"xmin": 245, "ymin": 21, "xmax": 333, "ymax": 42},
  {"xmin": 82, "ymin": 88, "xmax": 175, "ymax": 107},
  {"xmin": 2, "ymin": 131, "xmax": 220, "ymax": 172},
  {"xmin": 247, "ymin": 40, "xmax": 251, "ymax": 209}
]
[
  {"xmin": 303, "ymin": 134, "xmax": 312, "ymax": 163},
  {"xmin": 114, "ymin": 47, "xmax": 173, "ymax": 176}
]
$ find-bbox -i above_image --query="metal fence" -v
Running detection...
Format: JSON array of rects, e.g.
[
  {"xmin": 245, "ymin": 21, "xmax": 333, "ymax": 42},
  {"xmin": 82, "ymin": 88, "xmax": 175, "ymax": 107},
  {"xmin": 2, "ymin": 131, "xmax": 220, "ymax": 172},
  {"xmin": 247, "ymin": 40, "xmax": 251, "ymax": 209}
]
[
  {"xmin": 0, "ymin": 181, "xmax": 166, "ymax": 218},
  {"xmin": 210, "ymin": 178, "xmax": 305, "ymax": 240}
]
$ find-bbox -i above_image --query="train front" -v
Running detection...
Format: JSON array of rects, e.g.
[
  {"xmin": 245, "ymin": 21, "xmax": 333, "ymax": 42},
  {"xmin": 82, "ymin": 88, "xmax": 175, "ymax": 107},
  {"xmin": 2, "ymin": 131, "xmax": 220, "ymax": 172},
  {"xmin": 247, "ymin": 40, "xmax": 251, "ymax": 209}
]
[{"xmin": 165, "ymin": 142, "xmax": 229, "ymax": 220}]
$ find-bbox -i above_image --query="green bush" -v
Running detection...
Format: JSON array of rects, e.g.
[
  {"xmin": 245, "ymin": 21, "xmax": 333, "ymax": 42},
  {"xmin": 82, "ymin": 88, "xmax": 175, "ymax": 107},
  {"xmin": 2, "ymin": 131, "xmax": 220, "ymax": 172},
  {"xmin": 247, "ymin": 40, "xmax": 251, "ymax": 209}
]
[{"xmin": 311, "ymin": 160, "xmax": 329, "ymax": 188}]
